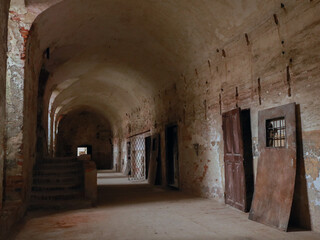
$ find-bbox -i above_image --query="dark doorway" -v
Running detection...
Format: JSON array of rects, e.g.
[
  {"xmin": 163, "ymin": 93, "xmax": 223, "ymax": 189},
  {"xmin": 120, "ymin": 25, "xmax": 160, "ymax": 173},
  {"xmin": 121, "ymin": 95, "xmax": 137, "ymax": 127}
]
[
  {"xmin": 145, "ymin": 136, "xmax": 151, "ymax": 179},
  {"xmin": 288, "ymin": 104, "xmax": 311, "ymax": 231},
  {"xmin": 166, "ymin": 125, "xmax": 179, "ymax": 189},
  {"xmin": 222, "ymin": 108, "xmax": 254, "ymax": 212},
  {"xmin": 249, "ymin": 103, "xmax": 296, "ymax": 231},
  {"xmin": 241, "ymin": 109, "xmax": 254, "ymax": 211}
]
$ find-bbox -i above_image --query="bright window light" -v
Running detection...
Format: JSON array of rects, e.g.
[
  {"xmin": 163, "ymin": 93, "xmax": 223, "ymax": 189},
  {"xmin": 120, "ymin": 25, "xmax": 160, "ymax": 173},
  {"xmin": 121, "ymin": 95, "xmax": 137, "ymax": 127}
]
[{"xmin": 77, "ymin": 147, "xmax": 87, "ymax": 156}]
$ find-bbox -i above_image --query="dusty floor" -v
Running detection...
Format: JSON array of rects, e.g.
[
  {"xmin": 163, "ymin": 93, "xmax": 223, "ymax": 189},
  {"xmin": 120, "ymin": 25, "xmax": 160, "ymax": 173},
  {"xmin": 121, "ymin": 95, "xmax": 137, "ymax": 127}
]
[{"xmin": 11, "ymin": 171, "xmax": 320, "ymax": 240}]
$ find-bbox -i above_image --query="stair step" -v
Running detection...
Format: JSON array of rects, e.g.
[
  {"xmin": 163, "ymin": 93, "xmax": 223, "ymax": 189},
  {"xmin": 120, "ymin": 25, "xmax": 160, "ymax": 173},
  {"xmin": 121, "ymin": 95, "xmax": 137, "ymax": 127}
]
[
  {"xmin": 30, "ymin": 157, "xmax": 86, "ymax": 205},
  {"xmin": 31, "ymin": 190, "xmax": 83, "ymax": 200},
  {"xmin": 29, "ymin": 199, "xmax": 92, "ymax": 210},
  {"xmin": 33, "ymin": 175, "xmax": 82, "ymax": 183},
  {"xmin": 33, "ymin": 168, "xmax": 83, "ymax": 175},
  {"xmin": 35, "ymin": 162, "xmax": 81, "ymax": 169},
  {"xmin": 32, "ymin": 182, "xmax": 82, "ymax": 191},
  {"xmin": 43, "ymin": 157, "xmax": 77, "ymax": 163}
]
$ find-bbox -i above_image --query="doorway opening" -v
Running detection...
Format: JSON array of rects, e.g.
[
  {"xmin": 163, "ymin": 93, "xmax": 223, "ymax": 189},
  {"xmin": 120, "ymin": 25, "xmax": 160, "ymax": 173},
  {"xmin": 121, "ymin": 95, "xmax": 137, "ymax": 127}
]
[
  {"xmin": 166, "ymin": 124, "xmax": 179, "ymax": 189},
  {"xmin": 77, "ymin": 147, "xmax": 87, "ymax": 156},
  {"xmin": 77, "ymin": 145, "xmax": 92, "ymax": 156}
]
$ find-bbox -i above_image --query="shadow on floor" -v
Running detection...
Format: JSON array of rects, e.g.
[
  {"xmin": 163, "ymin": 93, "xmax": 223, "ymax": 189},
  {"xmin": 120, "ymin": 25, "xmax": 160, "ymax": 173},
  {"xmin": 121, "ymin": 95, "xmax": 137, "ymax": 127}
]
[
  {"xmin": 20, "ymin": 175, "xmax": 195, "ymax": 220},
  {"xmin": 97, "ymin": 175, "xmax": 128, "ymax": 179},
  {"xmin": 97, "ymin": 182, "xmax": 197, "ymax": 208},
  {"xmin": 288, "ymin": 105, "xmax": 311, "ymax": 232}
]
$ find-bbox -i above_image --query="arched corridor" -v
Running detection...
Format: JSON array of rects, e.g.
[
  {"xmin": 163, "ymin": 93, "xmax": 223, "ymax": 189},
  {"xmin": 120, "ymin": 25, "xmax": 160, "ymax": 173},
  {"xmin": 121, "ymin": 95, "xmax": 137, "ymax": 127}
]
[{"xmin": 1, "ymin": 0, "xmax": 320, "ymax": 239}]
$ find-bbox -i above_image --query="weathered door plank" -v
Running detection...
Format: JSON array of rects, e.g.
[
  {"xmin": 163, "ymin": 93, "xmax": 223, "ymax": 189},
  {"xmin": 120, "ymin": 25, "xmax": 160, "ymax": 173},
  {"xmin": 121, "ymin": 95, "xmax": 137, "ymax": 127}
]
[
  {"xmin": 249, "ymin": 103, "xmax": 296, "ymax": 231},
  {"xmin": 222, "ymin": 108, "xmax": 247, "ymax": 211},
  {"xmin": 148, "ymin": 134, "xmax": 160, "ymax": 185}
]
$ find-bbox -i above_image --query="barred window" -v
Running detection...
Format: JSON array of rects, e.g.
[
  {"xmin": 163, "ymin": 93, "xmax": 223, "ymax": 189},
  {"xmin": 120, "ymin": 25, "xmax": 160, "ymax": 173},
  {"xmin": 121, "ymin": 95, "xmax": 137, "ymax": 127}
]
[{"xmin": 266, "ymin": 117, "xmax": 286, "ymax": 148}]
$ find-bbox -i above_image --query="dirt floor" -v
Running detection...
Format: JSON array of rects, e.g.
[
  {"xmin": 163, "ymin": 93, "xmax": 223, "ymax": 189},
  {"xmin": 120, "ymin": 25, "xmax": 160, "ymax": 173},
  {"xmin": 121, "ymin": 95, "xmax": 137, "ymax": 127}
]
[{"xmin": 10, "ymin": 171, "xmax": 320, "ymax": 240}]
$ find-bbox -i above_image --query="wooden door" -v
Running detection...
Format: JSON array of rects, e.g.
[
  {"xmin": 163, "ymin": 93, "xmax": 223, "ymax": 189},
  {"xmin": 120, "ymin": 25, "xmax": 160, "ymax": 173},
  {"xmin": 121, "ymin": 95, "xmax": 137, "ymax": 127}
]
[
  {"xmin": 249, "ymin": 103, "xmax": 296, "ymax": 231},
  {"xmin": 145, "ymin": 136, "xmax": 151, "ymax": 179},
  {"xmin": 148, "ymin": 134, "xmax": 160, "ymax": 185},
  {"xmin": 222, "ymin": 108, "xmax": 247, "ymax": 211},
  {"xmin": 124, "ymin": 141, "xmax": 131, "ymax": 176}
]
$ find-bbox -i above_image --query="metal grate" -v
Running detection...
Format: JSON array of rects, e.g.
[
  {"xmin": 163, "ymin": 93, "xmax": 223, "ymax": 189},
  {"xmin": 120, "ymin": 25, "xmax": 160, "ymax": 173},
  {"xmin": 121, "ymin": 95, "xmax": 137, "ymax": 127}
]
[
  {"xmin": 266, "ymin": 117, "xmax": 286, "ymax": 148},
  {"xmin": 128, "ymin": 136, "xmax": 146, "ymax": 181}
]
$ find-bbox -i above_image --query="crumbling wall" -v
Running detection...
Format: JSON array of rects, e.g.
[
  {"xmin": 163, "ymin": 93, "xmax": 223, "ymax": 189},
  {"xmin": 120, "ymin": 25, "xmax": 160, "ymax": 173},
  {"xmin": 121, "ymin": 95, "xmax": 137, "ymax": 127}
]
[
  {"xmin": 2, "ymin": 6, "xmax": 45, "ymax": 240},
  {"xmin": 2, "ymin": 0, "xmax": 320, "ymax": 235},
  {"xmin": 56, "ymin": 110, "xmax": 113, "ymax": 169},
  {"xmin": 5, "ymin": 1, "xmax": 34, "ymax": 204},
  {"xmin": 1, "ymin": 1, "xmax": 36, "ymax": 239},
  {"xmin": 113, "ymin": 136, "xmax": 127, "ymax": 173},
  {"xmin": 0, "ymin": 0, "xmax": 10, "ymax": 209},
  {"xmin": 114, "ymin": 99, "xmax": 154, "ymax": 175},
  {"xmin": 6, "ymin": 0, "xmax": 48, "ymax": 207},
  {"xmin": 112, "ymin": 137, "xmax": 121, "ymax": 172},
  {"xmin": 178, "ymin": 1, "xmax": 320, "ymax": 231},
  {"xmin": 123, "ymin": 1, "xmax": 320, "ymax": 231}
]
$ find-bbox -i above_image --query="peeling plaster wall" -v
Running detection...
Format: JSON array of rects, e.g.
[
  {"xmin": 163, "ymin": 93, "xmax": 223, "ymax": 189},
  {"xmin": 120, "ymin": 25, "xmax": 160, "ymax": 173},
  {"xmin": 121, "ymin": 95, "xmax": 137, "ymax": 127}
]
[
  {"xmin": 4, "ymin": 0, "xmax": 41, "ymax": 217},
  {"xmin": 118, "ymin": 1, "xmax": 320, "ymax": 232},
  {"xmin": 56, "ymin": 111, "xmax": 113, "ymax": 169},
  {"xmin": 302, "ymin": 130, "xmax": 320, "ymax": 229},
  {"xmin": 114, "ymin": 99, "xmax": 154, "ymax": 174},
  {"xmin": 5, "ymin": 3, "xmax": 30, "ymax": 203},
  {"xmin": 23, "ymin": 14, "xmax": 47, "ymax": 207},
  {"xmin": 7, "ymin": 1, "xmax": 46, "ymax": 207},
  {"xmin": 113, "ymin": 136, "xmax": 127, "ymax": 173},
  {"xmin": 1, "ymin": 1, "xmax": 32, "ymax": 239},
  {"xmin": 0, "ymin": 0, "xmax": 10, "ymax": 209}
]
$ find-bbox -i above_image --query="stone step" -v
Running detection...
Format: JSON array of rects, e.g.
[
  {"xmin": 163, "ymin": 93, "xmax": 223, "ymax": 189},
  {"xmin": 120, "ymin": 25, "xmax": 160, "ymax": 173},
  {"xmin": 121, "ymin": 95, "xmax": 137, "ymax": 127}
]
[
  {"xmin": 32, "ymin": 182, "xmax": 82, "ymax": 191},
  {"xmin": 42, "ymin": 157, "xmax": 77, "ymax": 163},
  {"xmin": 33, "ymin": 168, "xmax": 83, "ymax": 175},
  {"xmin": 35, "ymin": 161, "xmax": 81, "ymax": 169},
  {"xmin": 30, "ymin": 157, "xmax": 87, "ymax": 207},
  {"xmin": 33, "ymin": 174, "xmax": 82, "ymax": 183},
  {"xmin": 28, "ymin": 199, "xmax": 92, "ymax": 211},
  {"xmin": 31, "ymin": 189, "xmax": 83, "ymax": 200}
]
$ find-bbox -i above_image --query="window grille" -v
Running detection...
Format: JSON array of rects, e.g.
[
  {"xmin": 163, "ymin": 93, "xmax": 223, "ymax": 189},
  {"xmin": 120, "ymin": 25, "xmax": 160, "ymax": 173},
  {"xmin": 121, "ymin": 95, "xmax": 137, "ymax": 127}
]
[
  {"xmin": 266, "ymin": 117, "xmax": 286, "ymax": 148},
  {"xmin": 128, "ymin": 136, "xmax": 146, "ymax": 181}
]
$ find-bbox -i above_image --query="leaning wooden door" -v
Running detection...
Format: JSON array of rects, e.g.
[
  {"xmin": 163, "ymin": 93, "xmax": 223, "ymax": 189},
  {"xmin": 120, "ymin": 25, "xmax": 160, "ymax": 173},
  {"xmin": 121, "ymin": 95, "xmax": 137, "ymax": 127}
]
[
  {"xmin": 222, "ymin": 108, "xmax": 247, "ymax": 211},
  {"xmin": 148, "ymin": 134, "xmax": 160, "ymax": 185},
  {"xmin": 249, "ymin": 103, "xmax": 296, "ymax": 231},
  {"xmin": 145, "ymin": 136, "xmax": 151, "ymax": 179}
]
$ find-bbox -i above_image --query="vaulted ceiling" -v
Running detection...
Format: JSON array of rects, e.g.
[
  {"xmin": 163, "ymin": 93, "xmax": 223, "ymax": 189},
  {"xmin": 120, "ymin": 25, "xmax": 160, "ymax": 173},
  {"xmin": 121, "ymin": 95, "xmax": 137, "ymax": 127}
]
[{"xmin": 25, "ymin": 0, "xmax": 285, "ymax": 131}]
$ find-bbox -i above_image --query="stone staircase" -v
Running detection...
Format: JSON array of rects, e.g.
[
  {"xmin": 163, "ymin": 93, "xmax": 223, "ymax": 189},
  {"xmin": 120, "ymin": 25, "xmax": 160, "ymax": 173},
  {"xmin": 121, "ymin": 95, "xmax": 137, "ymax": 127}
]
[{"xmin": 30, "ymin": 157, "xmax": 91, "ymax": 210}]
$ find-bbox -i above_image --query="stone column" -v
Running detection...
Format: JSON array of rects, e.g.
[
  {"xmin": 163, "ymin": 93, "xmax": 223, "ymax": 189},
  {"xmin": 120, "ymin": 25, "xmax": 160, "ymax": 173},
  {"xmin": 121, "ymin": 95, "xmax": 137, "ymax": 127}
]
[{"xmin": 5, "ymin": 1, "xmax": 30, "ymax": 202}]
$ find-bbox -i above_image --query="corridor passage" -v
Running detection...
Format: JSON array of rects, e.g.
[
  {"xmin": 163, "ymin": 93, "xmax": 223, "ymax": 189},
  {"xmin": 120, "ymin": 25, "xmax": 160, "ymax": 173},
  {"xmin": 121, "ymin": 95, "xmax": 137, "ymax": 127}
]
[{"xmin": 11, "ymin": 172, "xmax": 320, "ymax": 240}]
